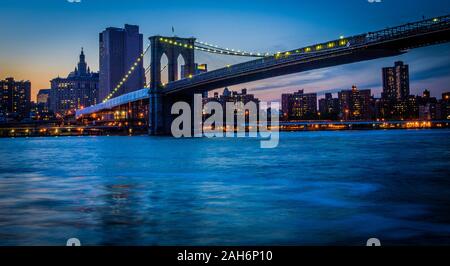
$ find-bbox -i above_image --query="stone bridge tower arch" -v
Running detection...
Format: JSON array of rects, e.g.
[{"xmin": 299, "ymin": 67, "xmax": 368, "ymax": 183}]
[{"xmin": 149, "ymin": 36, "xmax": 196, "ymax": 89}]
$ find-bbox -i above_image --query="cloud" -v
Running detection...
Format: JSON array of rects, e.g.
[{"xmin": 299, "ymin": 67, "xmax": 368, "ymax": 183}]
[
  {"xmin": 218, "ymin": 44, "xmax": 450, "ymax": 103},
  {"xmin": 67, "ymin": 0, "xmax": 81, "ymax": 3},
  {"xmin": 231, "ymin": 62, "xmax": 382, "ymax": 101}
]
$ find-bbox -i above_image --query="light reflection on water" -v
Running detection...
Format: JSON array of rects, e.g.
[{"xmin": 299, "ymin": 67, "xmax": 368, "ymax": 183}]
[{"xmin": 0, "ymin": 130, "xmax": 449, "ymax": 246}]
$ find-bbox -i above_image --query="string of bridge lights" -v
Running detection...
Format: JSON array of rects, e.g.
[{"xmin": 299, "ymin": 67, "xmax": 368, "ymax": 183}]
[
  {"xmin": 102, "ymin": 42, "xmax": 152, "ymax": 103},
  {"xmin": 159, "ymin": 37, "xmax": 351, "ymax": 59},
  {"xmin": 157, "ymin": 37, "xmax": 271, "ymax": 57},
  {"xmin": 158, "ymin": 37, "xmax": 195, "ymax": 49},
  {"xmin": 102, "ymin": 37, "xmax": 351, "ymax": 103},
  {"xmin": 93, "ymin": 16, "xmax": 447, "ymax": 103},
  {"xmin": 195, "ymin": 41, "xmax": 270, "ymax": 57}
]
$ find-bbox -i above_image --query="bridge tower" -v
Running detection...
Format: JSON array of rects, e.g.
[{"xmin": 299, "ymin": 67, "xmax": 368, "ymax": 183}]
[
  {"xmin": 148, "ymin": 36, "xmax": 197, "ymax": 135},
  {"xmin": 149, "ymin": 36, "xmax": 196, "ymax": 88}
]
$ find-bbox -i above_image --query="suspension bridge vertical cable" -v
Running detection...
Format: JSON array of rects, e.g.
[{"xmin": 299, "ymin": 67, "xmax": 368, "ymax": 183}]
[{"xmin": 103, "ymin": 42, "xmax": 152, "ymax": 102}]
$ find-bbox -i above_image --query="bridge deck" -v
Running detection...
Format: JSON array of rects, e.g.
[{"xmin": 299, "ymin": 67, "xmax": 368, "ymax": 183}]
[
  {"xmin": 76, "ymin": 88, "xmax": 148, "ymax": 117},
  {"xmin": 164, "ymin": 14, "xmax": 449, "ymax": 94}
]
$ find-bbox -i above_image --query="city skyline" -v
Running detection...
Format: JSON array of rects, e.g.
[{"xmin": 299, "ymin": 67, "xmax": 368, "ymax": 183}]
[
  {"xmin": 2, "ymin": 1, "xmax": 450, "ymax": 253},
  {"xmin": 1, "ymin": 0, "xmax": 449, "ymax": 102}
]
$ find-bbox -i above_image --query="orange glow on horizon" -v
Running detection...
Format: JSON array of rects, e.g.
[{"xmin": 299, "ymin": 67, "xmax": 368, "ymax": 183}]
[{"xmin": 1, "ymin": 65, "xmax": 71, "ymax": 102}]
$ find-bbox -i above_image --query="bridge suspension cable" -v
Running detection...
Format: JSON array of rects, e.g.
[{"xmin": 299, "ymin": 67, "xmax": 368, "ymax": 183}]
[
  {"xmin": 104, "ymin": 36, "xmax": 349, "ymax": 103},
  {"xmin": 144, "ymin": 65, "xmax": 151, "ymax": 87},
  {"xmin": 144, "ymin": 64, "xmax": 169, "ymax": 87},
  {"xmin": 156, "ymin": 36, "xmax": 272, "ymax": 57},
  {"xmin": 194, "ymin": 41, "xmax": 271, "ymax": 57},
  {"xmin": 103, "ymin": 42, "xmax": 151, "ymax": 103}
]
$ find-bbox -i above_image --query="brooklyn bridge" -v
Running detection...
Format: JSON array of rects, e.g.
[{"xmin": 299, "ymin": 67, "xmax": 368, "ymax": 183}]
[{"xmin": 75, "ymin": 15, "xmax": 450, "ymax": 135}]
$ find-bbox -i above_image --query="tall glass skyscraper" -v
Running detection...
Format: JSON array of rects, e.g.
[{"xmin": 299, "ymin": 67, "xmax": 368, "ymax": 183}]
[{"xmin": 99, "ymin": 24, "xmax": 145, "ymax": 101}]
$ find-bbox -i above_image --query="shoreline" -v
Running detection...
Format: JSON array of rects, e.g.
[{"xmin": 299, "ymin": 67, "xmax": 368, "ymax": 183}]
[{"xmin": 1, "ymin": 120, "xmax": 449, "ymax": 138}]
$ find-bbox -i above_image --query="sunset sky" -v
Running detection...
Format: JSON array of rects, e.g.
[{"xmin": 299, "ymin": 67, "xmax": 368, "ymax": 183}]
[{"xmin": 0, "ymin": 0, "xmax": 449, "ymax": 102}]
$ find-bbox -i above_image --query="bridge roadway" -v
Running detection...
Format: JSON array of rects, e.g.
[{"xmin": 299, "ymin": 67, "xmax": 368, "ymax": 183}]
[{"xmin": 164, "ymin": 14, "xmax": 450, "ymax": 95}]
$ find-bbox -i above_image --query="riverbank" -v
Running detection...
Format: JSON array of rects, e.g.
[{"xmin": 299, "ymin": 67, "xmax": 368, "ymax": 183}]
[
  {"xmin": 1, "ymin": 120, "xmax": 449, "ymax": 138},
  {"xmin": 280, "ymin": 120, "xmax": 449, "ymax": 131}
]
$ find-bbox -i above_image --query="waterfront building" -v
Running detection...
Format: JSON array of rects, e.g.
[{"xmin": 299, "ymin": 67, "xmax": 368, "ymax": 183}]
[
  {"xmin": 417, "ymin": 89, "xmax": 438, "ymax": 120},
  {"xmin": 380, "ymin": 61, "xmax": 413, "ymax": 119},
  {"xmin": 378, "ymin": 95, "xmax": 421, "ymax": 121},
  {"xmin": 338, "ymin": 86, "xmax": 371, "ymax": 120},
  {"xmin": 404, "ymin": 96, "xmax": 419, "ymax": 119},
  {"xmin": 373, "ymin": 98, "xmax": 386, "ymax": 120},
  {"xmin": 203, "ymin": 88, "xmax": 260, "ymax": 125},
  {"xmin": 222, "ymin": 88, "xmax": 259, "ymax": 105},
  {"xmin": 442, "ymin": 92, "xmax": 450, "ymax": 119},
  {"xmin": 0, "ymin": 77, "xmax": 31, "ymax": 121},
  {"xmin": 419, "ymin": 103, "xmax": 436, "ymax": 120},
  {"xmin": 204, "ymin": 88, "xmax": 260, "ymax": 107},
  {"xmin": 50, "ymin": 49, "xmax": 99, "ymax": 116},
  {"xmin": 32, "ymin": 89, "xmax": 53, "ymax": 121},
  {"xmin": 382, "ymin": 61, "xmax": 410, "ymax": 101},
  {"xmin": 281, "ymin": 90, "xmax": 317, "ymax": 120},
  {"xmin": 30, "ymin": 101, "xmax": 55, "ymax": 121},
  {"xmin": 318, "ymin": 93, "xmax": 339, "ymax": 120},
  {"xmin": 99, "ymin": 24, "xmax": 145, "ymax": 101},
  {"xmin": 281, "ymin": 94, "xmax": 290, "ymax": 119},
  {"xmin": 377, "ymin": 89, "xmax": 449, "ymax": 121}
]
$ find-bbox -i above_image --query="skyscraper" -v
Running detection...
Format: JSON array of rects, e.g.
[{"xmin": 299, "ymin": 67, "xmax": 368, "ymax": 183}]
[
  {"xmin": 99, "ymin": 24, "xmax": 145, "ymax": 101},
  {"xmin": 33, "ymin": 89, "xmax": 53, "ymax": 121},
  {"xmin": 281, "ymin": 90, "xmax": 317, "ymax": 120},
  {"xmin": 202, "ymin": 88, "xmax": 260, "ymax": 126},
  {"xmin": 319, "ymin": 93, "xmax": 339, "ymax": 120},
  {"xmin": 50, "ymin": 49, "xmax": 99, "ymax": 116},
  {"xmin": 338, "ymin": 86, "xmax": 372, "ymax": 120},
  {"xmin": 382, "ymin": 61, "xmax": 410, "ymax": 100},
  {"xmin": 417, "ymin": 89, "xmax": 438, "ymax": 120},
  {"xmin": 0, "ymin": 77, "xmax": 31, "ymax": 121},
  {"xmin": 281, "ymin": 93, "xmax": 291, "ymax": 119},
  {"xmin": 442, "ymin": 92, "xmax": 450, "ymax": 120}
]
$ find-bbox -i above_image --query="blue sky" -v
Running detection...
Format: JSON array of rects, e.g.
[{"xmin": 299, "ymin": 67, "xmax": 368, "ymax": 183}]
[{"xmin": 0, "ymin": 0, "xmax": 449, "ymax": 101}]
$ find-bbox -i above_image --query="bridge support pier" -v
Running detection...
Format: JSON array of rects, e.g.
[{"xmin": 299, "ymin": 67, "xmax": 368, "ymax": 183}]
[
  {"xmin": 148, "ymin": 88, "xmax": 164, "ymax": 135},
  {"xmin": 149, "ymin": 89, "xmax": 200, "ymax": 136}
]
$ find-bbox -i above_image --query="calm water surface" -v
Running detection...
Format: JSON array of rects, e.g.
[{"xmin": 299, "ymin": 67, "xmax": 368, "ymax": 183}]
[{"xmin": 0, "ymin": 130, "xmax": 449, "ymax": 246}]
